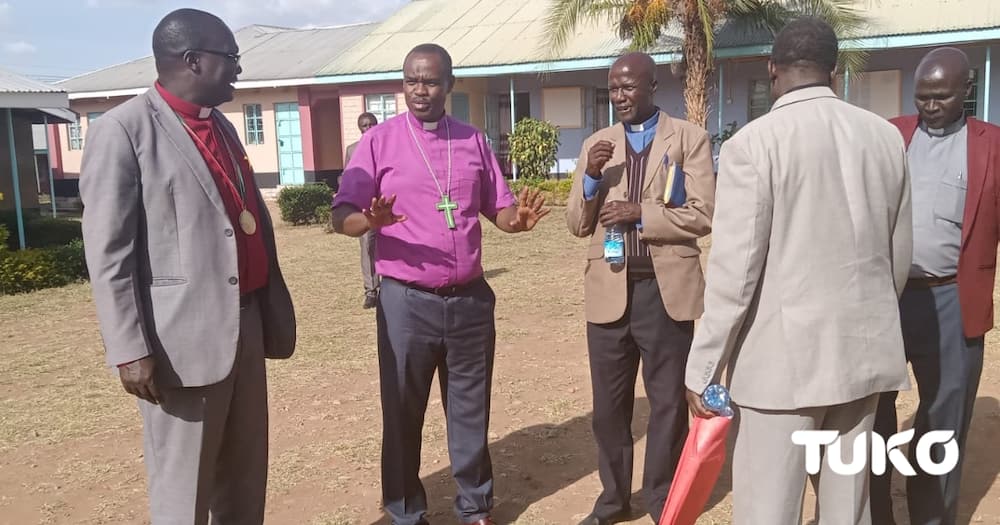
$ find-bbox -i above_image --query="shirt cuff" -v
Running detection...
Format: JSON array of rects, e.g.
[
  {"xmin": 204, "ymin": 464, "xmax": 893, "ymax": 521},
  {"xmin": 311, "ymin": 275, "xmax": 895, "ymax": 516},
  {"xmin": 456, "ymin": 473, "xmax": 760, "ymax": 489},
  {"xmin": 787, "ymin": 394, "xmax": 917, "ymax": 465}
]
[{"xmin": 583, "ymin": 174, "xmax": 601, "ymax": 201}]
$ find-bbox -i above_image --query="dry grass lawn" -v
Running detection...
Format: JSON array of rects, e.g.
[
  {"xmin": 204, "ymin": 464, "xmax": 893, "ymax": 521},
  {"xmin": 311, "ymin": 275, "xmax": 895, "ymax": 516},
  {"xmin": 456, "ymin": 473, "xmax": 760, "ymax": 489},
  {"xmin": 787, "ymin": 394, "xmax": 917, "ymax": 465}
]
[{"xmin": 0, "ymin": 205, "xmax": 997, "ymax": 524}]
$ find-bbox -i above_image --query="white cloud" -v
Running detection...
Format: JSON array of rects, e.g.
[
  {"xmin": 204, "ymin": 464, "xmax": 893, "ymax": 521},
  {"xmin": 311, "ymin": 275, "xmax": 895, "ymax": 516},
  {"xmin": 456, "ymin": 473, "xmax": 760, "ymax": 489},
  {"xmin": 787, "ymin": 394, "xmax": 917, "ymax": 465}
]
[
  {"xmin": 0, "ymin": 3, "xmax": 10, "ymax": 23},
  {"xmin": 85, "ymin": 0, "xmax": 148, "ymax": 7},
  {"xmin": 3, "ymin": 41, "xmax": 37, "ymax": 54}
]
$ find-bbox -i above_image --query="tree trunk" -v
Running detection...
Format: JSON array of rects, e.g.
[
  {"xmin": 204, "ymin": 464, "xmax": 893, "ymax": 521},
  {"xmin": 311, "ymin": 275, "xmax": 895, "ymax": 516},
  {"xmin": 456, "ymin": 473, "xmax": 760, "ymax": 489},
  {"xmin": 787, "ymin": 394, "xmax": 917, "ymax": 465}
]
[{"xmin": 682, "ymin": 2, "xmax": 710, "ymax": 128}]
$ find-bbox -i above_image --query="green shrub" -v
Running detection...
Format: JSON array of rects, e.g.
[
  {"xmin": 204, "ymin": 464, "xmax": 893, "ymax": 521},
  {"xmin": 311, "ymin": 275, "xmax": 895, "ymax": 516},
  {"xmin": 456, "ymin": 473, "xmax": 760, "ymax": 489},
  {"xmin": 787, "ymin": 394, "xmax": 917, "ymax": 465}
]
[
  {"xmin": 509, "ymin": 177, "xmax": 574, "ymax": 206},
  {"xmin": 25, "ymin": 217, "xmax": 83, "ymax": 248},
  {"xmin": 277, "ymin": 183, "xmax": 333, "ymax": 225},
  {"xmin": 0, "ymin": 241, "xmax": 86, "ymax": 294},
  {"xmin": 49, "ymin": 239, "xmax": 87, "ymax": 280},
  {"xmin": 508, "ymin": 118, "xmax": 561, "ymax": 180},
  {"xmin": 314, "ymin": 204, "xmax": 333, "ymax": 233},
  {"xmin": 0, "ymin": 224, "xmax": 8, "ymax": 253},
  {"xmin": 0, "ymin": 212, "xmax": 82, "ymax": 250},
  {"xmin": 0, "ymin": 250, "xmax": 65, "ymax": 293}
]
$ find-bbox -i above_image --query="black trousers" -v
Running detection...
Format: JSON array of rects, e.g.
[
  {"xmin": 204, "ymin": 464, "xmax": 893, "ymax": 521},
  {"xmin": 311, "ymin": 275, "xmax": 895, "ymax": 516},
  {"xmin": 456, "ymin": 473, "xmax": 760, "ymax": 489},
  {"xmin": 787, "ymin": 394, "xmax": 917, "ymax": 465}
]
[
  {"xmin": 376, "ymin": 277, "xmax": 496, "ymax": 525},
  {"xmin": 586, "ymin": 277, "xmax": 693, "ymax": 521}
]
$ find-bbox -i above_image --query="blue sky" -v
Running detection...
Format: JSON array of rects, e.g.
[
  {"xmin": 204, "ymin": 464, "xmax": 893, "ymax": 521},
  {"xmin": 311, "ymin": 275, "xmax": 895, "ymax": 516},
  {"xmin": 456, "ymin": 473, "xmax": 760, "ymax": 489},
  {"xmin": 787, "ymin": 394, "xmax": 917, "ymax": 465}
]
[{"xmin": 0, "ymin": 0, "xmax": 409, "ymax": 82}]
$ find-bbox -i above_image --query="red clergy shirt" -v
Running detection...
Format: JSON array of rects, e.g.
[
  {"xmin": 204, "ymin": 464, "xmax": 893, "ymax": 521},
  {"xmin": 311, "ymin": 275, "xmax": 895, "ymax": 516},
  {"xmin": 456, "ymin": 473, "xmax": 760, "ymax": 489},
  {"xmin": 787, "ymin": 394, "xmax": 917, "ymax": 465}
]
[{"xmin": 155, "ymin": 82, "xmax": 269, "ymax": 295}]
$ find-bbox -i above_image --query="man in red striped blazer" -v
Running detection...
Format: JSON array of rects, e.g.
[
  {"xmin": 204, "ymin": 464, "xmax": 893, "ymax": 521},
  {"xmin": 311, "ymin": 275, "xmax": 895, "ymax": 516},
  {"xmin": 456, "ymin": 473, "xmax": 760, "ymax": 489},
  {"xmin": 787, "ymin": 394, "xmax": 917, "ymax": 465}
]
[{"xmin": 872, "ymin": 46, "xmax": 1000, "ymax": 525}]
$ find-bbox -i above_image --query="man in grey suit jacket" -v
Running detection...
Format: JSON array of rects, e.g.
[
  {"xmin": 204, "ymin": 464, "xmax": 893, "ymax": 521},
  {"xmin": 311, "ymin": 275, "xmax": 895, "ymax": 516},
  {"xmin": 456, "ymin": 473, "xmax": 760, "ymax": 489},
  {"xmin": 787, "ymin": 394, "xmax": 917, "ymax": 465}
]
[
  {"xmin": 683, "ymin": 18, "xmax": 911, "ymax": 525},
  {"xmin": 79, "ymin": 9, "xmax": 295, "ymax": 524}
]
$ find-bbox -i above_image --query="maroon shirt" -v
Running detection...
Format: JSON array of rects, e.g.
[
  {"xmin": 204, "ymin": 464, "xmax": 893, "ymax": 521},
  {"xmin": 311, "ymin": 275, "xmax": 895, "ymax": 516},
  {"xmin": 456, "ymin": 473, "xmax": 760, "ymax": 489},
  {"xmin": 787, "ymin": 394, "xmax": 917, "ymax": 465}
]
[{"xmin": 156, "ymin": 82, "xmax": 268, "ymax": 295}]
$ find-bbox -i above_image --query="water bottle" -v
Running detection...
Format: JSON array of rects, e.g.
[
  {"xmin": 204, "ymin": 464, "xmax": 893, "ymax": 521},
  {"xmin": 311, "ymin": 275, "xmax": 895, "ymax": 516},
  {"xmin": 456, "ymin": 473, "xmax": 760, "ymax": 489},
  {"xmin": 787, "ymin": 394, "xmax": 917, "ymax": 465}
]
[
  {"xmin": 604, "ymin": 225, "xmax": 625, "ymax": 264},
  {"xmin": 702, "ymin": 384, "xmax": 734, "ymax": 417}
]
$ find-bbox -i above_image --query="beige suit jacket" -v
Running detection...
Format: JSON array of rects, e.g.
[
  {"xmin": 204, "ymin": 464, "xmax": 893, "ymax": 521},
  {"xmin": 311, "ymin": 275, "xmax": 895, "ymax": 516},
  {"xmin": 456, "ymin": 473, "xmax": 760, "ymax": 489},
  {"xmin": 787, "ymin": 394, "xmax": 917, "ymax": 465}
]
[
  {"xmin": 567, "ymin": 111, "xmax": 716, "ymax": 324},
  {"xmin": 684, "ymin": 87, "xmax": 912, "ymax": 410},
  {"xmin": 80, "ymin": 88, "xmax": 296, "ymax": 388}
]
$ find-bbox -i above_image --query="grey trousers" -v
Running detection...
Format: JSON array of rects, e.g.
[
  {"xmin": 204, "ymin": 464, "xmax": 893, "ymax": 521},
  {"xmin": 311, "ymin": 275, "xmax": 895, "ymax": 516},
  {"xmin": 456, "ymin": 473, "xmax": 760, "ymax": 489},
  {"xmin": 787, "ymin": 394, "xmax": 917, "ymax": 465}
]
[
  {"xmin": 376, "ymin": 276, "xmax": 496, "ymax": 525},
  {"xmin": 872, "ymin": 282, "xmax": 985, "ymax": 525},
  {"xmin": 361, "ymin": 230, "xmax": 379, "ymax": 296},
  {"xmin": 733, "ymin": 394, "xmax": 879, "ymax": 525},
  {"xmin": 138, "ymin": 296, "xmax": 268, "ymax": 525}
]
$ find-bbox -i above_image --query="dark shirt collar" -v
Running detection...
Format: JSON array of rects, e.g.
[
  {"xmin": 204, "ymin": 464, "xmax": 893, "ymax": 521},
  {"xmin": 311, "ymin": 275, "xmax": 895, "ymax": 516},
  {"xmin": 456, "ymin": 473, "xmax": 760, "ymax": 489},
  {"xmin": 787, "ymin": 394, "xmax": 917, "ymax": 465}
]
[{"xmin": 155, "ymin": 82, "xmax": 213, "ymax": 120}]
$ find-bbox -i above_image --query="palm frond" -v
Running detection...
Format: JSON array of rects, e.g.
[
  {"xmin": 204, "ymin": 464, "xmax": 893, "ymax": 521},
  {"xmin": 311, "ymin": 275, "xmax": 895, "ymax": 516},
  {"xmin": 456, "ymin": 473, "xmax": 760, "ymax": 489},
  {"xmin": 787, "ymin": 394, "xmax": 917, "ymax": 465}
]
[
  {"xmin": 542, "ymin": 0, "xmax": 630, "ymax": 57},
  {"xmin": 785, "ymin": 0, "xmax": 867, "ymax": 37},
  {"xmin": 698, "ymin": 0, "xmax": 718, "ymax": 66},
  {"xmin": 722, "ymin": 0, "xmax": 871, "ymax": 77},
  {"xmin": 724, "ymin": 0, "xmax": 793, "ymax": 36},
  {"xmin": 839, "ymin": 48, "xmax": 870, "ymax": 79}
]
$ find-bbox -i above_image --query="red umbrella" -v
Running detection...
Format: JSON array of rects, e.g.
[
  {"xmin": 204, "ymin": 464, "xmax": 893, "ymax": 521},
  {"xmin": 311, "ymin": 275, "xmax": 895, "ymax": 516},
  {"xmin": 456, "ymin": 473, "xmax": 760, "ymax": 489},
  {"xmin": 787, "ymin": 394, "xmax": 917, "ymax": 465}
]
[{"xmin": 657, "ymin": 414, "xmax": 733, "ymax": 525}]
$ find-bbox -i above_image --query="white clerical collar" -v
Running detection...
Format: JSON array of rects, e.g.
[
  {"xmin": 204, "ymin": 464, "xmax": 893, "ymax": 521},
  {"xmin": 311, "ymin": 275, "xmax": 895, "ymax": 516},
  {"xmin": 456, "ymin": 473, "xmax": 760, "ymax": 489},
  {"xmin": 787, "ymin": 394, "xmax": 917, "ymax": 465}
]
[
  {"xmin": 922, "ymin": 116, "xmax": 966, "ymax": 137},
  {"xmin": 423, "ymin": 120, "xmax": 439, "ymax": 131},
  {"xmin": 626, "ymin": 110, "xmax": 660, "ymax": 133},
  {"xmin": 198, "ymin": 107, "xmax": 213, "ymax": 119}
]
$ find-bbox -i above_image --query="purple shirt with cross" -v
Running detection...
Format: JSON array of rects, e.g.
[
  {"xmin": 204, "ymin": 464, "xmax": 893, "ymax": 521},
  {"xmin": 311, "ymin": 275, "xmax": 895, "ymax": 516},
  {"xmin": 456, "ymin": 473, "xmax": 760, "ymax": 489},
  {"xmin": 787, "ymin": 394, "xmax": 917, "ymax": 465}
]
[{"xmin": 333, "ymin": 111, "xmax": 516, "ymax": 288}]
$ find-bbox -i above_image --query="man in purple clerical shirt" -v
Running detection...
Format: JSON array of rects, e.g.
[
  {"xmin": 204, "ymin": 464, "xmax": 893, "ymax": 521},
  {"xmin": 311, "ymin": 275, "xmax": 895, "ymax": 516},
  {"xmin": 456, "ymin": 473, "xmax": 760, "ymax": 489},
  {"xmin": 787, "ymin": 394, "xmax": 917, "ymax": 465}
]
[{"xmin": 331, "ymin": 43, "xmax": 549, "ymax": 525}]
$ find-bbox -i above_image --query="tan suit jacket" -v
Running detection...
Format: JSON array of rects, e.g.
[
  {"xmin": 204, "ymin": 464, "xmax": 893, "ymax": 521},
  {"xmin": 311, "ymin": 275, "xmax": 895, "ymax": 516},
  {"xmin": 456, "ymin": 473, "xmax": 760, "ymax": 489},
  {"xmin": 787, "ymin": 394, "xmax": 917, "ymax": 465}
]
[
  {"xmin": 80, "ymin": 88, "xmax": 296, "ymax": 388},
  {"xmin": 567, "ymin": 111, "xmax": 716, "ymax": 323},
  {"xmin": 684, "ymin": 87, "xmax": 912, "ymax": 410}
]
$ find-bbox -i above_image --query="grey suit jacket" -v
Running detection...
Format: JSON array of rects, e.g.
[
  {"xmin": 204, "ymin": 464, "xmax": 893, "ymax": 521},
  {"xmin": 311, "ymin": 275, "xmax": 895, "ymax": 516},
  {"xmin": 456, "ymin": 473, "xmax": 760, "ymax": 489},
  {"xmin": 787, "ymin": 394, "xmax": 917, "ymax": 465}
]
[
  {"xmin": 684, "ymin": 87, "xmax": 912, "ymax": 410},
  {"xmin": 80, "ymin": 88, "xmax": 296, "ymax": 388}
]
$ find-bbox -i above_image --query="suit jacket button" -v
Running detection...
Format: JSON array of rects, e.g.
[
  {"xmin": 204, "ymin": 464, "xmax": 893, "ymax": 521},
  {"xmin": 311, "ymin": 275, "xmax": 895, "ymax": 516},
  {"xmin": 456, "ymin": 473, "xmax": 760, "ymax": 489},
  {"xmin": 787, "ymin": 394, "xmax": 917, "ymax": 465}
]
[
  {"xmin": 228, "ymin": 276, "xmax": 238, "ymax": 285},
  {"xmin": 224, "ymin": 228, "xmax": 234, "ymax": 237}
]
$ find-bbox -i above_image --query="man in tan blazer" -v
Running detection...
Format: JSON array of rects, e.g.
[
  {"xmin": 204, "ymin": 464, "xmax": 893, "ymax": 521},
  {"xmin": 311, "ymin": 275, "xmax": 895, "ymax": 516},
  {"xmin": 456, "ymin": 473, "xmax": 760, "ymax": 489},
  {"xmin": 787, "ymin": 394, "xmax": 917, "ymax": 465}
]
[
  {"xmin": 684, "ymin": 18, "xmax": 911, "ymax": 525},
  {"xmin": 567, "ymin": 52, "xmax": 715, "ymax": 525},
  {"xmin": 79, "ymin": 9, "xmax": 295, "ymax": 524}
]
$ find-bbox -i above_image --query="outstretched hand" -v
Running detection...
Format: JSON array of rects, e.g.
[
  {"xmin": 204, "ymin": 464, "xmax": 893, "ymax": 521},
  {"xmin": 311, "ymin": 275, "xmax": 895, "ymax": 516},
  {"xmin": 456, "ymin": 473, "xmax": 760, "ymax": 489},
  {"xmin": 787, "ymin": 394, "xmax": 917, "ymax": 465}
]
[
  {"xmin": 509, "ymin": 187, "xmax": 551, "ymax": 232},
  {"xmin": 364, "ymin": 195, "xmax": 407, "ymax": 230}
]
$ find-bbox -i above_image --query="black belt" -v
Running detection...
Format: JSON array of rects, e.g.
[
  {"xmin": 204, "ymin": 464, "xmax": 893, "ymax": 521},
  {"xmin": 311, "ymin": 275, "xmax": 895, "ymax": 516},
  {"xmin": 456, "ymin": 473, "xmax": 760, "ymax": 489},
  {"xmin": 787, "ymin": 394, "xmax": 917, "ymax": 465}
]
[
  {"xmin": 627, "ymin": 256, "xmax": 656, "ymax": 281},
  {"xmin": 391, "ymin": 276, "xmax": 484, "ymax": 297},
  {"xmin": 907, "ymin": 275, "xmax": 957, "ymax": 289}
]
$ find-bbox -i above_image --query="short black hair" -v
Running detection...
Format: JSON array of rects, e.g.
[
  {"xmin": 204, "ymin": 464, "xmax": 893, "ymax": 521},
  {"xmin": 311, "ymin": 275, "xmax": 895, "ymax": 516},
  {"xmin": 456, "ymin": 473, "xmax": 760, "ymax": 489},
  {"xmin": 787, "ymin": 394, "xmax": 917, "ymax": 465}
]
[
  {"xmin": 152, "ymin": 8, "xmax": 228, "ymax": 64},
  {"xmin": 404, "ymin": 43, "xmax": 453, "ymax": 77},
  {"xmin": 358, "ymin": 112, "xmax": 377, "ymax": 123},
  {"xmin": 771, "ymin": 17, "xmax": 839, "ymax": 73}
]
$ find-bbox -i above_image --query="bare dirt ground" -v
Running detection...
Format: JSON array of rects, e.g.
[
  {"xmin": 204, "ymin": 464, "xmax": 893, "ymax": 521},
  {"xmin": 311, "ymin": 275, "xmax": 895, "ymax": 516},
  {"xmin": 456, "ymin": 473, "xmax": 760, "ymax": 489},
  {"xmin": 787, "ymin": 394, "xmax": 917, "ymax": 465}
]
[{"xmin": 0, "ymin": 206, "xmax": 997, "ymax": 525}]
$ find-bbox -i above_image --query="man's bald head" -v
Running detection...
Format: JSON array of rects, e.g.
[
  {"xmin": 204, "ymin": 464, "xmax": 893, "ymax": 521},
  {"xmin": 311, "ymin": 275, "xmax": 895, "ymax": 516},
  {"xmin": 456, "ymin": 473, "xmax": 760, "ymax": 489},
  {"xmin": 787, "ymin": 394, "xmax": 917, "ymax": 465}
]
[
  {"xmin": 152, "ymin": 8, "xmax": 241, "ymax": 108},
  {"xmin": 611, "ymin": 52, "xmax": 658, "ymax": 82},
  {"xmin": 608, "ymin": 52, "xmax": 658, "ymax": 125},
  {"xmin": 913, "ymin": 47, "xmax": 972, "ymax": 129},
  {"xmin": 153, "ymin": 8, "xmax": 232, "ymax": 71},
  {"xmin": 915, "ymin": 47, "xmax": 971, "ymax": 85}
]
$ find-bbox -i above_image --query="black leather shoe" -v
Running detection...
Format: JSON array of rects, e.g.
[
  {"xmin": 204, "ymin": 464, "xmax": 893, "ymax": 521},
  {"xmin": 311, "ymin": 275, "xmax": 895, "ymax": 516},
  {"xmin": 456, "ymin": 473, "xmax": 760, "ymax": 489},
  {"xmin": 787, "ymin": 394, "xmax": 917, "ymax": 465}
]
[{"xmin": 576, "ymin": 509, "xmax": 632, "ymax": 525}]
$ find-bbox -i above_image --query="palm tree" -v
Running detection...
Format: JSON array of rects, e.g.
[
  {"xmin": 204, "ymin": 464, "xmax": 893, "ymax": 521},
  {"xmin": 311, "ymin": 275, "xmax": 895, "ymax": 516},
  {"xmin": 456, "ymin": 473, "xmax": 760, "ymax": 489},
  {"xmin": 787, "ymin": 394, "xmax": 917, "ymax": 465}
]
[{"xmin": 545, "ymin": 0, "xmax": 869, "ymax": 127}]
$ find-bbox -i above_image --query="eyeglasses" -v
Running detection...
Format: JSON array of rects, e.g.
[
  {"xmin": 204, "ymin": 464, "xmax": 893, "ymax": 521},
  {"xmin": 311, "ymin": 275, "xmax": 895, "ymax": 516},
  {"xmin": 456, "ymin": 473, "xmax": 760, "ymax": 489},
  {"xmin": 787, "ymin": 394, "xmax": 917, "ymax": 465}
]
[{"xmin": 184, "ymin": 49, "xmax": 241, "ymax": 65}]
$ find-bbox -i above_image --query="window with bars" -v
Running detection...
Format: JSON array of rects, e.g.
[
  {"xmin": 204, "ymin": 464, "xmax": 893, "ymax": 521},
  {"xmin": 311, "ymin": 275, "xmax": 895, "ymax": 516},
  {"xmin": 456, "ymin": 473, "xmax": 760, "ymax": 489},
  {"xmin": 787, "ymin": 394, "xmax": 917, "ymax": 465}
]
[
  {"xmin": 748, "ymin": 79, "xmax": 772, "ymax": 121},
  {"xmin": 243, "ymin": 104, "xmax": 264, "ymax": 145},
  {"xmin": 595, "ymin": 88, "xmax": 618, "ymax": 131},
  {"xmin": 365, "ymin": 93, "xmax": 397, "ymax": 123},
  {"xmin": 964, "ymin": 69, "xmax": 979, "ymax": 118},
  {"xmin": 67, "ymin": 120, "xmax": 83, "ymax": 150}
]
